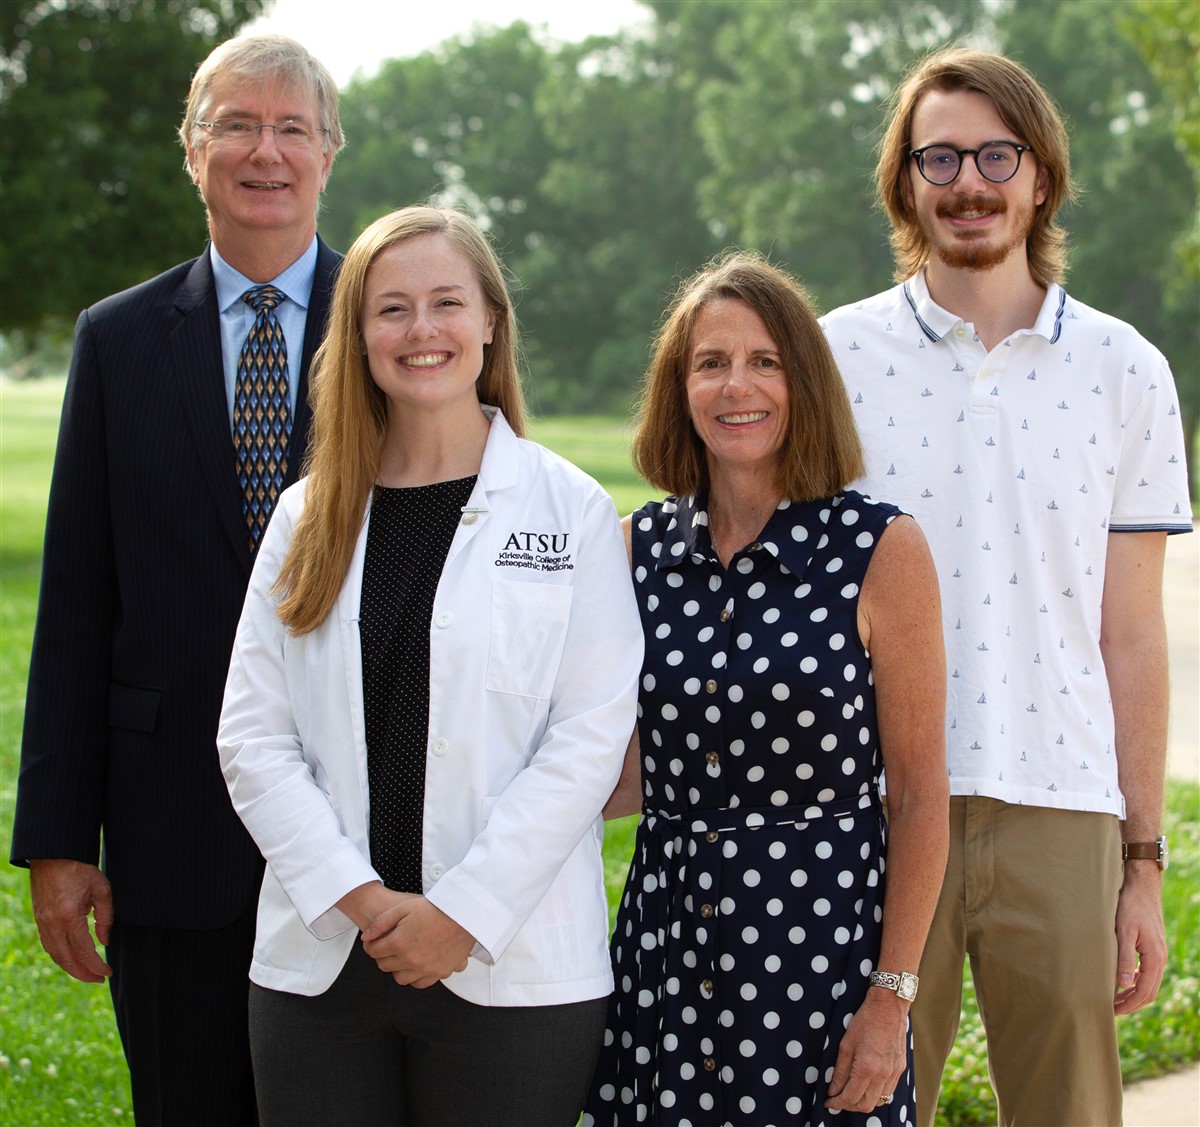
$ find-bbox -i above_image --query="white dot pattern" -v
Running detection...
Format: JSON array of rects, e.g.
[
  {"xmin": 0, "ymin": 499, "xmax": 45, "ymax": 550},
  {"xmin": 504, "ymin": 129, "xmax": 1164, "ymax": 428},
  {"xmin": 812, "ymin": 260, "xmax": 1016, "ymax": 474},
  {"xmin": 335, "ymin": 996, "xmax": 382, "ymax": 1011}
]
[
  {"xmin": 584, "ymin": 491, "xmax": 914, "ymax": 1125},
  {"xmin": 360, "ymin": 476, "xmax": 476, "ymax": 893}
]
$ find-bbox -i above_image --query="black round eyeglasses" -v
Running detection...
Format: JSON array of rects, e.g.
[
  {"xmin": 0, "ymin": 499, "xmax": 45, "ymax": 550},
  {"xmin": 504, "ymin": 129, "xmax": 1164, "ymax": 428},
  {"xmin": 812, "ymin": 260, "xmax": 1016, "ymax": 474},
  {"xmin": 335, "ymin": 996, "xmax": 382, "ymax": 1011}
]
[{"xmin": 909, "ymin": 141, "xmax": 1034, "ymax": 185}]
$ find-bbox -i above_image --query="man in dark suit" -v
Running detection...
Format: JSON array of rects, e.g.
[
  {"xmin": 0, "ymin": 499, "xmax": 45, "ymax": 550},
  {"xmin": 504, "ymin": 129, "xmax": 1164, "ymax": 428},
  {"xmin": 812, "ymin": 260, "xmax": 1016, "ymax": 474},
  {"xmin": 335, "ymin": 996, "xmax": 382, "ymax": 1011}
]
[{"xmin": 10, "ymin": 33, "xmax": 343, "ymax": 1125}]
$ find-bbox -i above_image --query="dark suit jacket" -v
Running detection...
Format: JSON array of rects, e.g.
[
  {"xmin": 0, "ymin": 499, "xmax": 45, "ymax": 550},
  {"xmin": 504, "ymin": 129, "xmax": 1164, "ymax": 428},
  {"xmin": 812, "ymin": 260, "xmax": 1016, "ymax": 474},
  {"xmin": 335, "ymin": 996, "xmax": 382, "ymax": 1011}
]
[{"xmin": 11, "ymin": 239, "xmax": 341, "ymax": 930}]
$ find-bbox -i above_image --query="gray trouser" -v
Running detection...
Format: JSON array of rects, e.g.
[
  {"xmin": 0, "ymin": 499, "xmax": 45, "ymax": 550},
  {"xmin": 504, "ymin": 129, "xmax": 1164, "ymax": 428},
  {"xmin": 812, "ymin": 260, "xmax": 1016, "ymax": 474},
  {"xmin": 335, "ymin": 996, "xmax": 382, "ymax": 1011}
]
[{"xmin": 249, "ymin": 941, "xmax": 608, "ymax": 1126}]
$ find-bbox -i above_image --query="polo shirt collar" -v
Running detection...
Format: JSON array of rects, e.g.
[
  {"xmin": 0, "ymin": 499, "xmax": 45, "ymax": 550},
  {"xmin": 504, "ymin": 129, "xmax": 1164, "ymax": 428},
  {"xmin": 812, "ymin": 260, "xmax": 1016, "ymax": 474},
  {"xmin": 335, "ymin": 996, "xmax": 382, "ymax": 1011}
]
[{"xmin": 902, "ymin": 268, "xmax": 1067, "ymax": 344}]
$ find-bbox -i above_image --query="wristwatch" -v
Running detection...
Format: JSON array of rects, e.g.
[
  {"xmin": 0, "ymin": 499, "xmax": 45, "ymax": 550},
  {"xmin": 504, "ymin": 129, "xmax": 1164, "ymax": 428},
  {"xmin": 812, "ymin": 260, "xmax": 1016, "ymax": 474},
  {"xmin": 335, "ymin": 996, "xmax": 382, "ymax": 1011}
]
[
  {"xmin": 1122, "ymin": 836, "xmax": 1169, "ymax": 871},
  {"xmin": 869, "ymin": 970, "xmax": 919, "ymax": 1002}
]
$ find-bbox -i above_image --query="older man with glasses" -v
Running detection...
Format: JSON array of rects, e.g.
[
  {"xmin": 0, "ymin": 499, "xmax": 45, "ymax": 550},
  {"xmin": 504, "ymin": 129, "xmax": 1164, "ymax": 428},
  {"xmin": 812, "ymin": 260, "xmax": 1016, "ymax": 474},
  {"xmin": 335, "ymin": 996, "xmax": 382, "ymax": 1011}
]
[
  {"xmin": 821, "ymin": 48, "xmax": 1191, "ymax": 1127},
  {"xmin": 10, "ymin": 33, "xmax": 343, "ymax": 1126}
]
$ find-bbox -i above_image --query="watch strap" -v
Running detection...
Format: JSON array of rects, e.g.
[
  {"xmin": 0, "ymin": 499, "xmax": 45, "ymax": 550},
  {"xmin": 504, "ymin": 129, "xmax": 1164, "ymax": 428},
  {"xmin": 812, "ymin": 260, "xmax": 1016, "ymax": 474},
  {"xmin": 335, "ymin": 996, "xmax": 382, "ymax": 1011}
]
[{"xmin": 1122, "ymin": 837, "xmax": 1167, "ymax": 869}]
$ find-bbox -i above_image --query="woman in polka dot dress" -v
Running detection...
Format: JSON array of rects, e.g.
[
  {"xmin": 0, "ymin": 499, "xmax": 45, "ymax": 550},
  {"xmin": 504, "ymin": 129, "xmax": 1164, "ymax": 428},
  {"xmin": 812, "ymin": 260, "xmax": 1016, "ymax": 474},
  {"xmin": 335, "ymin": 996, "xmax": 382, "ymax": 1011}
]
[{"xmin": 584, "ymin": 253, "xmax": 948, "ymax": 1127}]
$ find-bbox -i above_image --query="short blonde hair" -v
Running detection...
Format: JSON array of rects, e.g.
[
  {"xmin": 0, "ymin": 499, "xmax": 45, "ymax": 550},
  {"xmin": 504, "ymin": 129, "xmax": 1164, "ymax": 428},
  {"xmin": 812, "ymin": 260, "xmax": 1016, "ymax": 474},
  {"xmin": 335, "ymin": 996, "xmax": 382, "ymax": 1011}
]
[
  {"xmin": 633, "ymin": 250, "xmax": 863, "ymax": 502},
  {"xmin": 178, "ymin": 33, "xmax": 344, "ymax": 167},
  {"xmin": 275, "ymin": 207, "xmax": 526, "ymax": 635},
  {"xmin": 876, "ymin": 47, "xmax": 1078, "ymax": 286}
]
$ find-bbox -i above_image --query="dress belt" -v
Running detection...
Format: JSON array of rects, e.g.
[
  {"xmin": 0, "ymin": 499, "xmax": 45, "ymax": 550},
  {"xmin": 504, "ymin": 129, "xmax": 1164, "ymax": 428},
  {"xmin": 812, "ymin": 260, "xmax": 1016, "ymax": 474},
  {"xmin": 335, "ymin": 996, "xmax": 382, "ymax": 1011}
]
[{"xmin": 641, "ymin": 790, "xmax": 880, "ymax": 838}]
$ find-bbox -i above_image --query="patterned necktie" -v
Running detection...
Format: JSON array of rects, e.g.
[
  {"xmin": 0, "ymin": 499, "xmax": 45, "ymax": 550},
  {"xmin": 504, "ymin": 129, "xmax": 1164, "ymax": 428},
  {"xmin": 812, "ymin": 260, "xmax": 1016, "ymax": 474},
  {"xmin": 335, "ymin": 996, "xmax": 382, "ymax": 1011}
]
[{"xmin": 234, "ymin": 284, "xmax": 291, "ymax": 554}]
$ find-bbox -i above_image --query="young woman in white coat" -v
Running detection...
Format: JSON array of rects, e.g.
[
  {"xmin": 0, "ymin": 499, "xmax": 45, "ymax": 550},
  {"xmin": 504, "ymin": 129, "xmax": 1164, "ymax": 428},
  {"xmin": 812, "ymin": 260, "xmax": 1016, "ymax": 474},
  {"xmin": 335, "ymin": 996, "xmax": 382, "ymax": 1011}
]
[{"xmin": 218, "ymin": 206, "xmax": 643, "ymax": 1126}]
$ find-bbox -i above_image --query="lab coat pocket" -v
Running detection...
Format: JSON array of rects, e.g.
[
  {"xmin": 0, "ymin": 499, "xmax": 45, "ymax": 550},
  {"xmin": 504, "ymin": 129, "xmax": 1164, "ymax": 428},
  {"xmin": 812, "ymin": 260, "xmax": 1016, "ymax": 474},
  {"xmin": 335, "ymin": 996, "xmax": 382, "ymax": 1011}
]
[{"xmin": 486, "ymin": 580, "xmax": 574, "ymax": 698}]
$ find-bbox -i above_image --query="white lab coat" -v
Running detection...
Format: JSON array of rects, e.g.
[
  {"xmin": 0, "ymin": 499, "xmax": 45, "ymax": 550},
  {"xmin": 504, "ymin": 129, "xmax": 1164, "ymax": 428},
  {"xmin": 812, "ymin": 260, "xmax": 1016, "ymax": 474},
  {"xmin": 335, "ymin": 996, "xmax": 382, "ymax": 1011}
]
[{"xmin": 218, "ymin": 408, "xmax": 642, "ymax": 1004}]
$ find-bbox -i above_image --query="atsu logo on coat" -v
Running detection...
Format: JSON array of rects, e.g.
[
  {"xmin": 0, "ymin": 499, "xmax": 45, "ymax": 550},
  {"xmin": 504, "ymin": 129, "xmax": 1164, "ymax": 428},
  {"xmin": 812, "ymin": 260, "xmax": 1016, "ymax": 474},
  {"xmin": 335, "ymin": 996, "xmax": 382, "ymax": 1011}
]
[
  {"xmin": 495, "ymin": 530, "xmax": 575, "ymax": 572},
  {"xmin": 503, "ymin": 531, "xmax": 570, "ymax": 554}
]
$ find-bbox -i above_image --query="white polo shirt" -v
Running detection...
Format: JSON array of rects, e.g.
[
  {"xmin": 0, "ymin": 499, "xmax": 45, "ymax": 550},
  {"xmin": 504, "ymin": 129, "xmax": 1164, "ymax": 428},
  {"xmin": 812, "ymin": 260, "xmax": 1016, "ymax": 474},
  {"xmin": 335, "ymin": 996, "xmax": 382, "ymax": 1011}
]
[{"xmin": 821, "ymin": 270, "xmax": 1192, "ymax": 815}]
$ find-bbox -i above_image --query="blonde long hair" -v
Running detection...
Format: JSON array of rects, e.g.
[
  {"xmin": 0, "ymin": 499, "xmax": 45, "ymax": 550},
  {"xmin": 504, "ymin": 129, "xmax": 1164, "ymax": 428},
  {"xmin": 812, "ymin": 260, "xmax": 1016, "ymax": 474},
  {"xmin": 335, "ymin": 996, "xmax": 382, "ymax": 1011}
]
[{"xmin": 274, "ymin": 206, "xmax": 526, "ymax": 635}]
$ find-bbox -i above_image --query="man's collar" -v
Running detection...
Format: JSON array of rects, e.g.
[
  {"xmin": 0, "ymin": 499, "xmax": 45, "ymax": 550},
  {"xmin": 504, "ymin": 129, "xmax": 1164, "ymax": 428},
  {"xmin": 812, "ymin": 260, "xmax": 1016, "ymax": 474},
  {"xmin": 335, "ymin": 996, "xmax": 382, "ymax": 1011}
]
[
  {"xmin": 902, "ymin": 268, "xmax": 1066, "ymax": 344},
  {"xmin": 210, "ymin": 237, "xmax": 319, "ymax": 313}
]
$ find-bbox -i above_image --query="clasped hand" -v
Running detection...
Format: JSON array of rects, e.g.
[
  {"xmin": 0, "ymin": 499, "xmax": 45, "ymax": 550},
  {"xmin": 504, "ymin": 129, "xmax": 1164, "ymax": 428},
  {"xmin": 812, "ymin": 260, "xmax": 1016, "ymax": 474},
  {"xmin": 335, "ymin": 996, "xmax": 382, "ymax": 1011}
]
[{"xmin": 361, "ymin": 896, "xmax": 474, "ymax": 989}]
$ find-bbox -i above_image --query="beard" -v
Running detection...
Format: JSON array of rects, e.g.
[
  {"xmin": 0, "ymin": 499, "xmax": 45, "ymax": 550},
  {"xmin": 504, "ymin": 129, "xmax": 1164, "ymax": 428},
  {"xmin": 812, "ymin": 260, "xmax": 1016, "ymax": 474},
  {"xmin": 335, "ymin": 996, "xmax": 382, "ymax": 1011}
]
[{"xmin": 923, "ymin": 191, "xmax": 1038, "ymax": 272}]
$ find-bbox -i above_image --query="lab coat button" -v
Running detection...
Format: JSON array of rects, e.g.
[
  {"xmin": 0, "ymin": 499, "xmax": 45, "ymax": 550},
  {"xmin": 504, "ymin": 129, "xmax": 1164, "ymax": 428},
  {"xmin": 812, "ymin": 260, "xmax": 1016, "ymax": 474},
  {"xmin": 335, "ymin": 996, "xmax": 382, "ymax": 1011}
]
[
  {"xmin": 432, "ymin": 738, "xmax": 448, "ymax": 756},
  {"xmin": 435, "ymin": 613, "xmax": 453, "ymax": 628},
  {"xmin": 429, "ymin": 863, "xmax": 445, "ymax": 880}
]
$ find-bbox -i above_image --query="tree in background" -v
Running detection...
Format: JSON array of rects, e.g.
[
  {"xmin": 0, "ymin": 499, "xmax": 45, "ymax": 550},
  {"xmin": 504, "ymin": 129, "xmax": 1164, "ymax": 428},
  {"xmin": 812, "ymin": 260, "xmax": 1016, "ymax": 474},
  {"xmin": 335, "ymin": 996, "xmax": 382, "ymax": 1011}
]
[
  {"xmin": 515, "ymin": 28, "xmax": 720, "ymax": 411},
  {"xmin": 0, "ymin": 0, "xmax": 265, "ymax": 339},
  {"xmin": 321, "ymin": 22, "xmax": 555, "ymax": 261},
  {"xmin": 659, "ymin": 0, "xmax": 990, "ymax": 311},
  {"xmin": 321, "ymin": 21, "xmax": 719, "ymax": 413},
  {"xmin": 3, "ymin": 0, "xmax": 1195, "ymax": 478}
]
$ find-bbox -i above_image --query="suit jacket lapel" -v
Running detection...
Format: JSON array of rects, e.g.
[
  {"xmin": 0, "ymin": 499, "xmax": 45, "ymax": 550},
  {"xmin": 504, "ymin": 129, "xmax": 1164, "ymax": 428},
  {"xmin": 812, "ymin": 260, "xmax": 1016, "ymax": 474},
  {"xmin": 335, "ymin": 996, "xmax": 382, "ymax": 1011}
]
[
  {"xmin": 287, "ymin": 238, "xmax": 341, "ymax": 487},
  {"xmin": 172, "ymin": 251, "xmax": 255, "ymax": 572}
]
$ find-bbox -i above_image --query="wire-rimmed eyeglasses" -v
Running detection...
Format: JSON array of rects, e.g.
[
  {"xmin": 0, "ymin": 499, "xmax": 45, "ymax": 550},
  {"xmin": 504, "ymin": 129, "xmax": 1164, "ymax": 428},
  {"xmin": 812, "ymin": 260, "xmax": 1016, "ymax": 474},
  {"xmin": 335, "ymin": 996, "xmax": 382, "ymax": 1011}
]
[
  {"xmin": 909, "ymin": 141, "xmax": 1034, "ymax": 185},
  {"xmin": 196, "ymin": 117, "xmax": 330, "ymax": 150}
]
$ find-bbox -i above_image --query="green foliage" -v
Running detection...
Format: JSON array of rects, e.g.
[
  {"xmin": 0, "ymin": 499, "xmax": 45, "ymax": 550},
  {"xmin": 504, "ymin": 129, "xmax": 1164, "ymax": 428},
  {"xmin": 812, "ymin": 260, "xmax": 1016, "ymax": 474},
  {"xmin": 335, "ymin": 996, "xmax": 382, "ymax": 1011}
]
[
  {"xmin": 321, "ymin": 22, "xmax": 555, "ymax": 249},
  {"xmin": 0, "ymin": 0, "xmax": 266, "ymax": 337},
  {"xmin": 2, "ymin": 0, "xmax": 1196, "ymax": 456},
  {"xmin": 325, "ymin": 21, "xmax": 720, "ymax": 413},
  {"xmin": 681, "ymin": 0, "xmax": 989, "ymax": 310}
]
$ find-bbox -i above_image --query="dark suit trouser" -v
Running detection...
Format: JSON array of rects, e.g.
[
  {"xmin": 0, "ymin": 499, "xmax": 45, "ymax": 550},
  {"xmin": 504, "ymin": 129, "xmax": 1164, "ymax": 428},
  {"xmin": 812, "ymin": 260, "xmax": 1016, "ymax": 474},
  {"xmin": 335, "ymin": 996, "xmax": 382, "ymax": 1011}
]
[
  {"xmin": 249, "ymin": 942, "xmax": 608, "ymax": 1126},
  {"xmin": 107, "ymin": 897, "xmax": 258, "ymax": 1127}
]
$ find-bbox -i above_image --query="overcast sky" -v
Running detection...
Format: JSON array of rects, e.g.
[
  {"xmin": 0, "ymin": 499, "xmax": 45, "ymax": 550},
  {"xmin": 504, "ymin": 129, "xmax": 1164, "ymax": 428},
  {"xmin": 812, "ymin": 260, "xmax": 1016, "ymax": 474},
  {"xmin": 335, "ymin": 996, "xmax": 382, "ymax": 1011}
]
[{"xmin": 246, "ymin": 0, "xmax": 648, "ymax": 86}]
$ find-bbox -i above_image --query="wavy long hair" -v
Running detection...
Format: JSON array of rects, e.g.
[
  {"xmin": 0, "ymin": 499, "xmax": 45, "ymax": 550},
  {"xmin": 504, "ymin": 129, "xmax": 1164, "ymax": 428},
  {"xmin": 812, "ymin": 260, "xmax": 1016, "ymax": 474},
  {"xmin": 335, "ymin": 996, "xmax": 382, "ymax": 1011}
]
[
  {"xmin": 274, "ymin": 206, "xmax": 526, "ymax": 635},
  {"xmin": 876, "ymin": 47, "xmax": 1078, "ymax": 286}
]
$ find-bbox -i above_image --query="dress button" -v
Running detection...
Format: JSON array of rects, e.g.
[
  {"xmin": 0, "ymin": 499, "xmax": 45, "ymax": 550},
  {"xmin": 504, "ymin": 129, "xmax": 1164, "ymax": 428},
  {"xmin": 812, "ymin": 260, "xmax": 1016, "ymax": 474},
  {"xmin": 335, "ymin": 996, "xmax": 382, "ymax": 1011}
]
[
  {"xmin": 700, "ymin": 903, "xmax": 714, "ymax": 919},
  {"xmin": 701, "ymin": 979, "xmax": 714, "ymax": 996},
  {"xmin": 705, "ymin": 831, "xmax": 719, "ymax": 843},
  {"xmin": 435, "ymin": 613, "xmax": 453, "ymax": 628},
  {"xmin": 703, "ymin": 1057, "xmax": 716, "ymax": 1071},
  {"xmin": 748, "ymin": 541, "xmax": 762, "ymax": 552},
  {"xmin": 719, "ymin": 608, "xmax": 732, "ymax": 623},
  {"xmin": 429, "ymin": 863, "xmax": 445, "ymax": 880},
  {"xmin": 432, "ymin": 738, "xmax": 448, "ymax": 757},
  {"xmin": 705, "ymin": 751, "xmax": 719, "ymax": 767},
  {"xmin": 705, "ymin": 679, "xmax": 718, "ymax": 694}
]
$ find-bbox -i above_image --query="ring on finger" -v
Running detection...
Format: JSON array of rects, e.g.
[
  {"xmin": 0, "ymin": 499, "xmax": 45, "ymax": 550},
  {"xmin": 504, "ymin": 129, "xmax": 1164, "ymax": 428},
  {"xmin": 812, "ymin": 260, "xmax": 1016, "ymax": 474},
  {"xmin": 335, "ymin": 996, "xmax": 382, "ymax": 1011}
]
[{"xmin": 877, "ymin": 1094, "xmax": 894, "ymax": 1106}]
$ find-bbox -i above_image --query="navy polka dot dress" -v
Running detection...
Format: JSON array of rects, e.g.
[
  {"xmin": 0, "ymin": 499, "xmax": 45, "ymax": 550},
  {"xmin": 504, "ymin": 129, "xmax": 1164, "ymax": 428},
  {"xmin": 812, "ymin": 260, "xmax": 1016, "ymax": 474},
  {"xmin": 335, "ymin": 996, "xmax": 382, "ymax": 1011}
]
[{"xmin": 584, "ymin": 491, "xmax": 913, "ymax": 1127}]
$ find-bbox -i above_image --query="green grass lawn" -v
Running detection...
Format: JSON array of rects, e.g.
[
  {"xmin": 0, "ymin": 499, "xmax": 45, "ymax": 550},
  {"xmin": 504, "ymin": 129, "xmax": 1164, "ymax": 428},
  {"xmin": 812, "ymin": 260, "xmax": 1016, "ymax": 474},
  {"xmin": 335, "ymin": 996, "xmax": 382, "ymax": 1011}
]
[{"xmin": 1, "ymin": 377, "xmax": 1197, "ymax": 1125}]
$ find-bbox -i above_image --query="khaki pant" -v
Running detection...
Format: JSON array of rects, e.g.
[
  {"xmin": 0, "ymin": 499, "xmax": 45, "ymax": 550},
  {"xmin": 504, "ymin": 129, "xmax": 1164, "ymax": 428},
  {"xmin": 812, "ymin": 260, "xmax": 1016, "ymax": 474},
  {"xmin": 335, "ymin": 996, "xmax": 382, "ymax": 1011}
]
[{"xmin": 913, "ymin": 797, "xmax": 1124, "ymax": 1126}]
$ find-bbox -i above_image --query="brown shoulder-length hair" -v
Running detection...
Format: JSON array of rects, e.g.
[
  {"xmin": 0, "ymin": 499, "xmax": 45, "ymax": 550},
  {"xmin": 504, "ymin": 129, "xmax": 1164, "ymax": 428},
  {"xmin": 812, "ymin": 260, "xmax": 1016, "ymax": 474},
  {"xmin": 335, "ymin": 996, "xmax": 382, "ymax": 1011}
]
[
  {"xmin": 274, "ymin": 205, "xmax": 526, "ymax": 635},
  {"xmin": 632, "ymin": 250, "xmax": 863, "ymax": 501},
  {"xmin": 876, "ymin": 47, "xmax": 1079, "ymax": 287}
]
